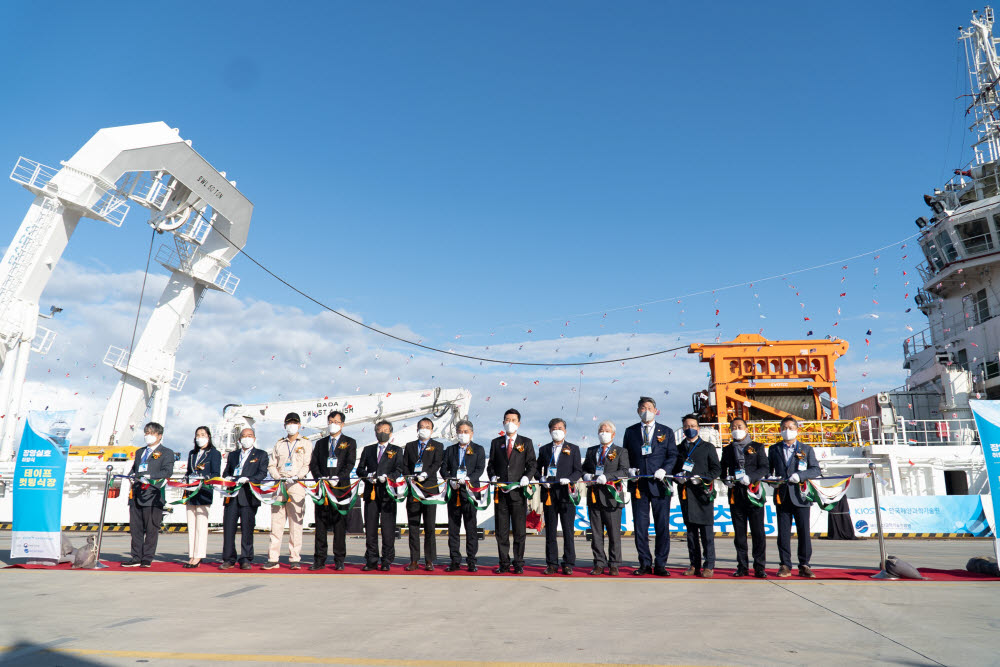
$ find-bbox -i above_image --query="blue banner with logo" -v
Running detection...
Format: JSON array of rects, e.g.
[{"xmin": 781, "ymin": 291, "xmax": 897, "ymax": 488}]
[
  {"xmin": 969, "ymin": 399, "xmax": 1000, "ymax": 559},
  {"xmin": 12, "ymin": 410, "xmax": 74, "ymax": 561}
]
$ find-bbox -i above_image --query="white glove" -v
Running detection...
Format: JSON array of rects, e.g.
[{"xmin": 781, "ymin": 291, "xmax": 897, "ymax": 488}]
[
  {"xmin": 288, "ymin": 476, "xmax": 298, "ymax": 483},
  {"xmin": 560, "ymin": 478, "xmax": 571, "ymax": 486},
  {"xmin": 689, "ymin": 475, "xmax": 702, "ymax": 484},
  {"xmin": 449, "ymin": 480, "xmax": 459, "ymax": 489},
  {"xmin": 237, "ymin": 477, "xmax": 249, "ymax": 485},
  {"xmin": 628, "ymin": 468, "xmax": 639, "ymax": 477},
  {"xmin": 519, "ymin": 476, "xmax": 529, "ymax": 487},
  {"xmin": 490, "ymin": 475, "xmax": 499, "ymax": 483},
  {"xmin": 366, "ymin": 474, "xmax": 375, "ymax": 482},
  {"xmin": 395, "ymin": 476, "xmax": 404, "ymax": 485},
  {"xmin": 596, "ymin": 474, "xmax": 607, "ymax": 484},
  {"xmin": 140, "ymin": 475, "xmax": 151, "ymax": 484},
  {"xmin": 789, "ymin": 473, "xmax": 800, "ymax": 483},
  {"xmin": 739, "ymin": 473, "xmax": 751, "ymax": 486},
  {"xmin": 653, "ymin": 469, "xmax": 667, "ymax": 481},
  {"xmin": 583, "ymin": 473, "xmax": 593, "ymax": 481},
  {"xmin": 377, "ymin": 474, "xmax": 387, "ymax": 483},
  {"xmin": 724, "ymin": 479, "xmax": 734, "ymax": 488},
  {"xmin": 457, "ymin": 471, "xmax": 468, "ymax": 480},
  {"xmin": 417, "ymin": 472, "xmax": 428, "ymax": 481},
  {"xmin": 329, "ymin": 476, "xmax": 339, "ymax": 484}
]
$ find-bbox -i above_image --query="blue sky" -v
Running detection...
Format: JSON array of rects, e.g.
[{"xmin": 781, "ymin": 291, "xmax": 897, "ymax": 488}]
[{"xmin": 0, "ymin": 2, "xmax": 981, "ymax": 442}]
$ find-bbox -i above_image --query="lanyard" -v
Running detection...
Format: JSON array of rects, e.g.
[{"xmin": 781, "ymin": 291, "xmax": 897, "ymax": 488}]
[
  {"xmin": 458, "ymin": 447, "xmax": 466, "ymax": 467},
  {"xmin": 238, "ymin": 449, "xmax": 251, "ymax": 469},
  {"xmin": 142, "ymin": 447, "xmax": 152, "ymax": 464},
  {"xmin": 286, "ymin": 439, "xmax": 295, "ymax": 460},
  {"xmin": 194, "ymin": 450, "xmax": 205, "ymax": 468},
  {"xmin": 685, "ymin": 439, "xmax": 700, "ymax": 461},
  {"xmin": 417, "ymin": 441, "xmax": 428, "ymax": 460},
  {"xmin": 599, "ymin": 446, "xmax": 609, "ymax": 465},
  {"xmin": 551, "ymin": 444, "xmax": 561, "ymax": 466}
]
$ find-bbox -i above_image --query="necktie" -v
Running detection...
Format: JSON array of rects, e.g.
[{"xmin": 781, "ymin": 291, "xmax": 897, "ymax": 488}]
[
  {"xmin": 459, "ymin": 447, "xmax": 466, "ymax": 468},
  {"xmin": 506, "ymin": 438, "xmax": 513, "ymax": 457},
  {"xmin": 378, "ymin": 445, "xmax": 385, "ymax": 462},
  {"xmin": 142, "ymin": 447, "xmax": 151, "ymax": 463},
  {"xmin": 601, "ymin": 446, "xmax": 608, "ymax": 463},
  {"xmin": 643, "ymin": 425, "xmax": 649, "ymax": 446}
]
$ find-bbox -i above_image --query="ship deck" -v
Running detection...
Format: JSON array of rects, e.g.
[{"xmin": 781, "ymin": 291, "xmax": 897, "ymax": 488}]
[{"xmin": 1, "ymin": 533, "xmax": 997, "ymax": 666}]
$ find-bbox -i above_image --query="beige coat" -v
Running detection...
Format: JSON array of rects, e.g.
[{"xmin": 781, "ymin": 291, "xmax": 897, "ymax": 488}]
[{"xmin": 268, "ymin": 436, "xmax": 312, "ymax": 502}]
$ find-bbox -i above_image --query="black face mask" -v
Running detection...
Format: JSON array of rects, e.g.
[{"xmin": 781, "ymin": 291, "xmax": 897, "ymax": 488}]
[{"xmin": 376, "ymin": 432, "xmax": 391, "ymax": 443}]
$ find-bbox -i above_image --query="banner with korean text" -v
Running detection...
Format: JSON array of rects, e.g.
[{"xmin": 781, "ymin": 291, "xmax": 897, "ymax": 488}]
[
  {"xmin": 12, "ymin": 410, "xmax": 74, "ymax": 561},
  {"xmin": 969, "ymin": 399, "xmax": 1000, "ymax": 560}
]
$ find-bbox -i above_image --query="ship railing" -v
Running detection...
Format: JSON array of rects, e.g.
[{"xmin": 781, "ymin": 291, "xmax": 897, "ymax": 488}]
[
  {"xmin": 856, "ymin": 416, "xmax": 980, "ymax": 447},
  {"xmin": 903, "ymin": 327, "xmax": 934, "ymax": 357},
  {"xmin": 694, "ymin": 420, "xmax": 861, "ymax": 447}
]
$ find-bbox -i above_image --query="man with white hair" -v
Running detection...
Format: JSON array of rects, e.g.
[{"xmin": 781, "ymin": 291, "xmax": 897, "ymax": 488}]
[
  {"xmin": 220, "ymin": 427, "xmax": 269, "ymax": 570},
  {"xmin": 582, "ymin": 420, "xmax": 630, "ymax": 576}
]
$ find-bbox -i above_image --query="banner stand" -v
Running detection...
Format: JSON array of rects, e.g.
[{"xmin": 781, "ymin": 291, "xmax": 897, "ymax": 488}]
[
  {"xmin": 84, "ymin": 464, "xmax": 114, "ymax": 570},
  {"xmin": 869, "ymin": 462, "xmax": 898, "ymax": 580}
]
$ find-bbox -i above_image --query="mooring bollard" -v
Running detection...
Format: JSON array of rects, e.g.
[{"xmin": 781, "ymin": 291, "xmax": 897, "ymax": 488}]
[
  {"xmin": 869, "ymin": 461, "xmax": 897, "ymax": 580},
  {"xmin": 86, "ymin": 464, "xmax": 115, "ymax": 569}
]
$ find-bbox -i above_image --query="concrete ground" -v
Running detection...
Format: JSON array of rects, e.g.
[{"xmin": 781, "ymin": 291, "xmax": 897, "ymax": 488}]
[{"xmin": 1, "ymin": 532, "xmax": 998, "ymax": 667}]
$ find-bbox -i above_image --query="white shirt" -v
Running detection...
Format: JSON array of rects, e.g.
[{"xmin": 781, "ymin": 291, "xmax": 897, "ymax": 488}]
[
  {"xmin": 642, "ymin": 421, "xmax": 656, "ymax": 444},
  {"xmin": 551, "ymin": 442, "xmax": 563, "ymax": 466}
]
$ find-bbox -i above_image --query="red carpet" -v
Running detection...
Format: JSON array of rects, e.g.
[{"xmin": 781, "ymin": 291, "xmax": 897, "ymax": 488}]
[{"xmin": 6, "ymin": 561, "xmax": 998, "ymax": 581}]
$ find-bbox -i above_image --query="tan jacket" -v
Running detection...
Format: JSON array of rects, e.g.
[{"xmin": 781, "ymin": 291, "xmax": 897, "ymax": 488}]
[{"xmin": 268, "ymin": 436, "xmax": 312, "ymax": 502}]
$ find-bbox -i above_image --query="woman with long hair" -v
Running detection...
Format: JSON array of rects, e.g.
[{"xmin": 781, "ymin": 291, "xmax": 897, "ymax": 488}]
[{"xmin": 184, "ymin": 426, "xmax": 222, "ymax": 568}]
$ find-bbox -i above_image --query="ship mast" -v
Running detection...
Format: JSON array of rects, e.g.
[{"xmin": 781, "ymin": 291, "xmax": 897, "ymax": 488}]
[{"xmin": 962, "ymin": 7, "xmax": 1000, "ymax": 166}]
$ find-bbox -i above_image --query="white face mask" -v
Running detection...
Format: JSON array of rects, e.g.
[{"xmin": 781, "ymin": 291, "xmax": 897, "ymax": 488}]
[
  {"xmin": 328, "ymin": 422, "xmax": 342, "ymax": 435},
  {"xmin": 598, "ymin": 432, "xmax": 614, "ymax": 445},
  {"xmin": 285, "ymin": 424, "xmax": 299, "ymax": 436},
  {"xmin": 417, "ymin": 428, "xmax": 432, "ymax": 440},
  {"xmin": 144, "ymin": 434, "xmax": 158, "ymax": 446},
  {"xmin": 731, "ymin": 429, "xmax": 747, "ymax": 441},
  {"xmin": 196, "ymin": 437, "xmax": 209, "ymax": 448},
  {"xmin": 240, "ymin": 437, "xmax": 255, "ymax": 449},
  {"xmin": 641, "ymin": 410, "xmax": 656, "ymax": 423},
  {"xmin": 781, "ymin": 429, "xmax": 797, "ymax": 441},
  {"xmin": 550, "ymin": 429, "xmax": 565, "ymax": 442},
  {"xmin": 457, "ymin": 433, "xmax": 472, "ymax": 445},
  {"xmin": 504, "ymin": 421, "xmax": 518, "ymax": 434}
]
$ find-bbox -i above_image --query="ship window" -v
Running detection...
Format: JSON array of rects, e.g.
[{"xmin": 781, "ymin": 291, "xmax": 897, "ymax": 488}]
[
  {"xmin": 935, "ymin": 231, "xmax": 959, "ymax": 262},
  {"xmin": 956, "ymin": 218, "xmax": 994, "ymax": 255},
  {"xmin": 923, "ymin": 242, "xmax": 945, "ymax": 270},
  {"xmin": 972, "ymin": 288, "xmax": 991, "ymax": 325}
]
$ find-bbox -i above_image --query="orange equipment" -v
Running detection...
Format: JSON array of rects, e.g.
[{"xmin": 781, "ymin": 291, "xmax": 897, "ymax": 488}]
[{"xmin": 688, "ymin": 334, "xmax": 849, "ymax": 424}]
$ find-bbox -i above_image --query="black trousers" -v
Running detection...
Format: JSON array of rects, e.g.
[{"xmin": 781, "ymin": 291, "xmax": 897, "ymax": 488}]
[
  {"xmin": 406, "ymin": 499, "xmax": 437, "ymax": 563},
  {"xmin": 494, "ymin": 491, "xmax": 527, "ymax": 567},
  {"xmin": 542, "ymin": 500, "xmax": 577, "ymax": 566},
  {"xmin": 631, "ymin": 490, "xmax": 671, "ymax": 567},
  {"xmin": 731, "ymin": 500, "xmax": 766, "ymax": 570},
  {"xmin": 128, "ymin": 503, "xmax": 163, "ymax": 564},
  {"xmin": 447, "ymin": 497, "xmax": 479, "ymax": 565},
  {"xmin": 314, "ymin": 507, "xmax": 348, "ymax": 565},
  {"xmin": 364, "ymin": 499, "xmax": 396, "ymax": 565},
  {"xmin": 222, "ymin": 501, "xmax": 257, "ymax": 564},
  {"xmin": 685, "ymin": 523, "xmax": 715, "ymax": 569},
  {"xmin": 587, "ymin": 505, "xmax": 622, "ymax": 568},
  {"xmin": 777, "ymin": 504, "xmax": 812, "ymax": 567}
]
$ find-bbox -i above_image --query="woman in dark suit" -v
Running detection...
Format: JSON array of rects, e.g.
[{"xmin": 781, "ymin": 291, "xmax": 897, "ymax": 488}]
[{"xmin": 185, "ymin": 426, "xmax": 222, "ymax": 568}]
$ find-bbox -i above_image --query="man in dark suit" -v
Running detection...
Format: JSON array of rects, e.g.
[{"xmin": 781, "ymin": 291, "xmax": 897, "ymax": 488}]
[
  {"xmin": 720, "ymin": 417, "xmax": 769, "ymax": 578},
  {"xmin": 622, "ymin": 396, "xmax": 678, "ymax": 576},
  {"xmin": 487, "ymin": 408, "xmax": 537, "ymax": 574},
  {"xmin": 122, "ymin": 422, "xmax": 175, "ymax": 567},
  {"xmin": 356, "ymin": 419, "xmax": 404, "ymax": 571},
  {"xmin": 674, "ymin": 414, "xmax": 721, "ymax": 578},
  {"xmin": 582, "ymin": 420, "xmax": 630, "ymax": 576},
  {"xmin": 309, "ymin": 410, "xmax": 357, "ymax": 570},
  {"xmin": 768, "ymin": 415, "xmax": 822, "ymax": 578},
  {"xmin": 537, "ymin": 418, "xmax": 583, "ymax": 575},
  {"xmin": 403, "ymin": 417, "xmax": 445, "ymax": 571},
  {"xmin": 220, "ymin": 427, "xmax": 269, "ymax": 570},
  {"xmin": 440, "ymin": 419, "xmax": 486, "ymax": 572}
]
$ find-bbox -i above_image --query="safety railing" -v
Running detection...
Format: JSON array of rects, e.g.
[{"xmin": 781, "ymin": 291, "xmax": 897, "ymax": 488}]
[
  {"xmin": 103, "ymin": 345, "xmax": 188, "ymax": 391},
  {"xmin": 855, "ymin": 416, "xmax": 980, "ymax": 447},
  {"xmin": 10, "ymin": 156, "xmax": 58, "ymax": 191},
  {"xmin": 11, "ymin": 157, "xmax": 129, "ymax": 227},
  {"xmin": 697, "ymin": 420, "xmax": 861, "ymax": 447}
]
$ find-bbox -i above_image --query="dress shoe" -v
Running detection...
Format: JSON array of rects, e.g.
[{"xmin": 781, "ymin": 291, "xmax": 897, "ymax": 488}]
[
  {"xmin": 289, "ymin": 563, "xmax": 301, "ymax": 570},
  {"xmin": 682, "ymin": 566, "xmax": 698, "ymax": 577},
  {"xmin": 543, "ymin": 565, "xmax": 558, "ymax": 575},
  {"xmin": 631, "ymin": 565, "xmax": 651, "ymax": 576},
  {"xmin": 446, "ymin": 563, "xmax": 461, "ymax": 572},
  {"xmin": 654, "ymin": 566, "xmax": 672, "ymax": 577},
  {"xmin": 240, "ymin": 562, "xmax": 252, "ymax": 570},
  {"xmin": 701, "ymin": 568, "xmax": 714, "ymax": 579},
  {"xmin": 777, "ymin": 565, "xmax": 792, "ymax": 578},
  {"xmin": 731, "ymin": 568, "xmax": 748, "ymax": 578},
  {"xmin": 467, "ymin": 564, "xmax": 478, "ymax": 572},
  {"xmin": 183, "ymin": 562, "xmax": 197, "ymax": 569},
  {"xmin": 754, "ymin": 568, "xmax": 768, "ymax": 579},
  {"xmin": 380, "ymin": 563, "xmax": 390, "ymax": 571},
  {"xmin": 334, "ymin": 563, "xmax": 345, "ymax": 571},
  {"xmin": 309, "ymin": 563, "xmax": 325, "ymax": 571},
  {"xmin": 140, "ymin": 563, "xmax": 152, "ymax": 568},
  {"xmin": 404, "ymin": 562, "xmax": 420, "ymax": 572},
  {"xmin": 493, "ymin": 565, "xmax": 510, "ymax": 574},
  {"xmin": 219, "ymin": 562, "xmax": 235, "ymax": 570},
  {"xmin": 589, "ymin": 566, "xmax": 605, "ymax": 576},
  {"xmin": 608, "ymin": 566, "xmax": 620, "ymax": 576},
  {"xmin": 798, "ymin": 565, "xmax": 816, "ymax": 579},
  {"xmin": 121, "ymin": 560, "xmax": 141, "ymax": 568},
  {"xmin": 561, "ymin": 565, "xmax": 573, "ymax": 576},
  {"xmin": 424, "ymin": 563, "xmax": 434, "ymax": 572},
  {"xmin": 262, "ymin": 562, "xmax": 279, "ymax": 570},
  {"xmin": 361, "ymin": 563, "xmax": 377, "ymax": 571},
  {"xmin": 512, "ymin": 565, "xmax": 524, "ymax": 574}
]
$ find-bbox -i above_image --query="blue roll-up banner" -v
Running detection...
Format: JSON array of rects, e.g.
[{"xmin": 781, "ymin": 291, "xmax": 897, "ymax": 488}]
[
  {"xmin": 969, "ymin": 400, "xmax": 1000, "ymax": 560},
  {"xmin": 11, "ymin": 410, "xmax": 74, "ymax": 561}
]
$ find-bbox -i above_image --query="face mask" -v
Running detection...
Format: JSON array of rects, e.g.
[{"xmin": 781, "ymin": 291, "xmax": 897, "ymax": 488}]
[
  {"xmin": 781, "ymin": 429, "xmax": 797, "ymax": 441},
  {"xmin": 504, "ymin": 421, "xmax": 518, "ymax": 434},
  {"xmin": 328, "ymin": 423, "xmax": 342, "ymax": 434},
  {"xmin": 683, "ymin": 427, "xmax": 699, "ymax": 440},
  {"xmin": 240, "ymin": 437, "xmax": 255, "ymax": 449},
  {"xmin": 417, "ymin": 428, "xmax": 432, "ymax": 440},
  {"xmin": 550, "ymin": 429, "xmax": 565, "ymax": 442},
  {"xmin": 144, "ymin": 434, "xmax": 158, "ymax": 446},
  {"xmin": 196, "ymin": 437, "xmax": 209, "ymax": 448},
  {"xmin": 731, "ymin": 429, "xmax": 747, "ymax": 441},
  {"xmin": 641, "ymin": 410, "xmax": 656, "ymax": 423},
  {"xmin": 457, "ymin": 433, "xmax": 472, "ymax": 445},
  {"xmin": 598, "ymin": 432, "xmax": 614, "ymax": 445},
  {"xmin": 285, "ymin": 424, "xmax": 299, "ymax": 436},
  {"xmin": 376, "ymin": 432, "xmax": 391, "ymax": 444}
]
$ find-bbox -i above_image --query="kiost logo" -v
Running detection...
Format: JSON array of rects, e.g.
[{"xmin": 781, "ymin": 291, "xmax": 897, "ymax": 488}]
[{"xmin": 855, "ymin": 519, "xmax": 869, "ymax": 534}]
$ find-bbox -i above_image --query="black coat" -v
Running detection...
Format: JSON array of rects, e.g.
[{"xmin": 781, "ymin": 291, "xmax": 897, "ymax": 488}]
[
  {"xmin": 129, "ymin": 444, "xmax": 176, "ymax": 508},
  {"xmin": 403, "ymin": 438, "xmax": 445, "ymax": 498},
  {"xmin": 720, "ymin": 440, "xmax": 769, "ymax": 508},
  {"xmin": 185, "ymin": 447, "xmax": 222, "ymax": 506},
  {"xmin": 222, "ymin": 447, "xmax": 269, "ymax": 507},
  {"xmin": 582, "ymin": 443, "xmax": 630, "ymax": 510},
  {"xmin": 486, "ymin": 435, "xmax": 537, "ymax": 483},
  {"xmin": 356, "ymin": 442, "xmax": 404, "ymax": 504},
  {"xmin": 622, "ymin": 422, "xmax": 678, "ymax": 499},
  {"xmin": 536, "ymin": 441, "xmax": 583, "ymax": 509},
  {"xmin": 440, "ymin": 442, "xmax": 486, "ymax": 485},
  {"xmin": 309, "ymin": 434, "xmax": 357, "ymax": 481},
  {"xmin": 768, "ymin": 440, "xmax": 821, "ymax": 508},
  {"xmin": 673, "ymin": 438, "xmax": 721, "ymax": 526}
]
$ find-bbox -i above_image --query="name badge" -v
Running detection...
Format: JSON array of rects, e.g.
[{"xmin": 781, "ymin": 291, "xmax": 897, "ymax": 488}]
[
  {"xmin": 798, "ymin": 460, "xmax": 808, "ymax": 472},
  {"xmin": 138, "ymin": 463, "xmax": 148, "ymax": 473},
  {"xmin": 284, "ymin": 461, "xmax": 293, "ymax": 470},
  {"xmin": 414, "ymin": 462, "xmax": 424, "ymax": 473},
  {"xmin": 734, "ymin": 468, "xmax": 745, "ymax": 478},
  {"xmin": 641, "ymin": 444, "xmax": 652, "ymax": 456},
  {"xmin": 234, "ymin": 466, "xmax": 242, "ymax": 476},
  {"xmin": 544, "ymin": 465, "xmax": 556, "ymax": 478},
  {"xmin": 595, "ymin": 465, "xmax": 605, "ymax": 476},
  {"xmin": 682, "ymin": 460, "xmax": 695, "ymax": 473},
  {"xmin": 327, "ymin": 457, "xmax": 337, "ymax": 469},
  {"xmin": 457, "ymin": 466, "xmax": 467, "ymax": 477}
]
